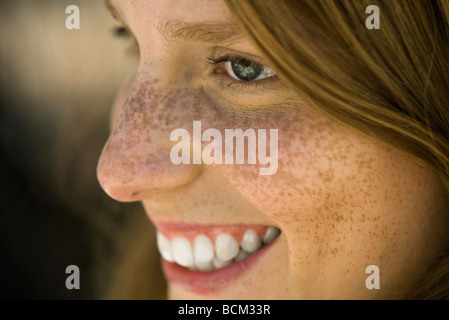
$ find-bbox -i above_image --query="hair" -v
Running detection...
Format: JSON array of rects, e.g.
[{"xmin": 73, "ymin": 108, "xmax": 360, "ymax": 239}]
[{"xmin": 223, "ymin": 0, "xmax": 449, "ymax": 299}]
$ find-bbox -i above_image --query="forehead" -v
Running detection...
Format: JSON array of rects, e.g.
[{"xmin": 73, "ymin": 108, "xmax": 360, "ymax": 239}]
[{"xmin": 110, "ymin": 0, "xmax": 234, "ymax": 24}]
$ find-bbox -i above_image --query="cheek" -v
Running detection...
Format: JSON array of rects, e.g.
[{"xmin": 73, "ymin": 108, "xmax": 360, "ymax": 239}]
[
  {"xmin": 216, "ymin": 108, "xmax": 444, "ymax": 290},
  {"xmin": 215, "ymin": 110, "xmax": 351, "ymax": 222}
]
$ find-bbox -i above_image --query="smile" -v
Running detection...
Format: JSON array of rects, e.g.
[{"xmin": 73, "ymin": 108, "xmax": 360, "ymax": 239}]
[{"xmin": 155, "ymin": 223, "xmax": 281, "ymax": 294}]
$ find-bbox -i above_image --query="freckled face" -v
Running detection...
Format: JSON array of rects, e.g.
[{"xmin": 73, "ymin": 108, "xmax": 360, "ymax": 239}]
[{"xmin": 98, "ymin": 0, "xmax": 449, "ymax": 299}]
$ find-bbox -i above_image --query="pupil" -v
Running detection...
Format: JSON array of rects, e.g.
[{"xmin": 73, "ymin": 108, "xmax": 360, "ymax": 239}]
[{"xmin": 231, "ymin": 59, "xmax": 262, "ymax": 81}]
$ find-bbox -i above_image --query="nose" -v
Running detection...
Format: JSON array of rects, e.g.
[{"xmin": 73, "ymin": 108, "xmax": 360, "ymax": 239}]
[{"xmin": 97, "ymin": 77, "xmax": 202, "ymax": 202}]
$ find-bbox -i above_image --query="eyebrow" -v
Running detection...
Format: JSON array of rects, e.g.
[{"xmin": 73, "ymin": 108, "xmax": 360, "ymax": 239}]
[
  {"xmin": 158, "ymin": 20, "xmax": 244, "ymax": 45},
  {"xmin": 105, "ymin": 0, "xmax": 244, "ymax": 45}
]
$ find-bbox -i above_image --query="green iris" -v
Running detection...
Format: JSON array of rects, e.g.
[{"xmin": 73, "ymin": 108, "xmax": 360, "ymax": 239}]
[{"xmin": 231, "ymin": 58, "xmax": 263, "ymax": 82}]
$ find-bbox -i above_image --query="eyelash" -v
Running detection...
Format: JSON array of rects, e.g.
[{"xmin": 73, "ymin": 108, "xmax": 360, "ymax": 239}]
[
  {"xmin": 207, "ymin": 55, "xmax": 277, "ymax": 89},
  {"xmin": 207, "ymin": 55, "xmax": 234, "ymax": 65}
]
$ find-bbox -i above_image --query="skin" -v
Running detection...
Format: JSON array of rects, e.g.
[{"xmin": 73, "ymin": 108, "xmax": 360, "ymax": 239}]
[{"xmin": 97, "ymin": 0, "xmax": 449, "ymax": 299}]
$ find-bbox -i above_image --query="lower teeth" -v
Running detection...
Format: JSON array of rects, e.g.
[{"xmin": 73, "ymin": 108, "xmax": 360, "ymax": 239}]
[{"xmin": 186, "ymin": 241, "xmax": 274, "ymax": 271}]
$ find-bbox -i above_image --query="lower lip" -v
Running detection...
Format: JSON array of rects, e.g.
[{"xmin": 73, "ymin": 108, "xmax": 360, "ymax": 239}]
[{"xmin": 161, "ymin": 241, "xmax": 275, "ymax": 296}]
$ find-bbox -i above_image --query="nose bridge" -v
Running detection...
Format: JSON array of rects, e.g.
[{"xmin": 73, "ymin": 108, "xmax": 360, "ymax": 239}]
[{"xmin": 97, "ymin": 75, "xmax": 202, "ymax": 202}]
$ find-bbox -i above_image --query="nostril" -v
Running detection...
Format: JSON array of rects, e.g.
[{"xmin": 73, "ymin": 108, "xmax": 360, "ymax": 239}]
[
  {"xmin": 131, "ymin": 191, "xmax": 141, "ymax": 197},
  {"xmin": 98, "ymin": 181, "xmax": 143, "ymax": 203}
]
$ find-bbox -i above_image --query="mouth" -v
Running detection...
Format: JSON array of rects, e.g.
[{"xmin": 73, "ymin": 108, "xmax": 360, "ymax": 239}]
[{"xmin": 155, "ymin": 222, "xmax": 281, "ymax": 295}]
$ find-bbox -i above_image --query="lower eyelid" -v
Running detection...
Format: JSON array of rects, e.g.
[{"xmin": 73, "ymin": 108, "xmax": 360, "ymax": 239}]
[
  {"xmin": 209, "ymin": 71, "xmax": 280, "ymax": 94},
  {"xmin": 202, "ymin": 78, "xmax": 291, "ymax": 115}
]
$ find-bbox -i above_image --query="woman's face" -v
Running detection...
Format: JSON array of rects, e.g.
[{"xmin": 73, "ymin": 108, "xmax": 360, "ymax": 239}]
[{"xmin": 98, "ymin": 0, "xmax": 449, "ymax": 299}]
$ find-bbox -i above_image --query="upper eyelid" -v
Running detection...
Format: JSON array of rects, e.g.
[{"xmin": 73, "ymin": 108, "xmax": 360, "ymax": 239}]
[{"xmin": 208, "ymin": 47, "xmax": 273, "ymax": 68}]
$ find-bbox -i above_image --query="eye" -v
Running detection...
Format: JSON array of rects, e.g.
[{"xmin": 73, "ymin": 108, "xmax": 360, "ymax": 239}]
[
  {"xmin": 224, "ymin": 58, "xmax": 276, "ymax": 82},
  {"xmin": 112, "ymin": 26, "xmax": 140, "ymax": 57},
  {"xmin": 113, "ymin": 26, "xmax": 131, "ymax": 38},
  {"xmin": 208, "ymin": 55, "xmax": 277, "ymax": 83}
]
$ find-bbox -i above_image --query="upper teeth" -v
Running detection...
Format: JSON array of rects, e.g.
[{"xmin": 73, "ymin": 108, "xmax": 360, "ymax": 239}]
[
  {"xmin": 171, "ymin": 237, "xmax": 194, "ymax": 268},
  {"xmin": 157, "ymin": 233, "xmax": 174, "ymax": 263},
  {"xmin": 215, "ymin": 233, "xmax": 240, "ymax": 261},
  {"xmin": 193, "ymin": 235, "xmax": 214, "ymax": 265},
  {"xmin": 241, "ymin": 229, "xmax": 262, "ymax": 253},
  {"xmin": 156, "ymin": 226, "xmax": 280, "ymax": 271}
]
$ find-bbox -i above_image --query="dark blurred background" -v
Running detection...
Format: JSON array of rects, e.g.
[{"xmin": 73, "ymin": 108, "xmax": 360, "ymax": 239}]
[{"xmin": 0, "ymin": 0, "xmax": 166, "ymax": 299}]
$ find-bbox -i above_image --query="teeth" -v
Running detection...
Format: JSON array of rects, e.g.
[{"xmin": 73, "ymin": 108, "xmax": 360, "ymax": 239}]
[
  {"xmin": 157, "ymin": 233, "xmax": 174, "ymax": 262},
  {"xmin": 263, "ymin": 226, "xmax": 280, "ymax": 244},
  {"xmin": 241, "ymin": 229, "xmax": 262, "ymax": 253},
  {"xmin": 235, "ymin": 249, "xmax": 249, "ymax": 262},
  {"xmin": 193, "ymin": 234, "xmax": 214, "ymax": 264},
  {"xmin": 172, "ymin": 237, "xmax": 194, "ymax": 268},
  {"xmin": 212, "ymin": 256, "xmax": 232, "ymax": 269},
  {"xmin": 196, "ymin": 261, "xmax": 214, "ymax": 271},
  {"xmin": 215, "ymin": 233, "xmax": 240, "ymax": 261},
  {"xmin": 157, "ymin": 227, "xmax": 281, "ymax": 271}
]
